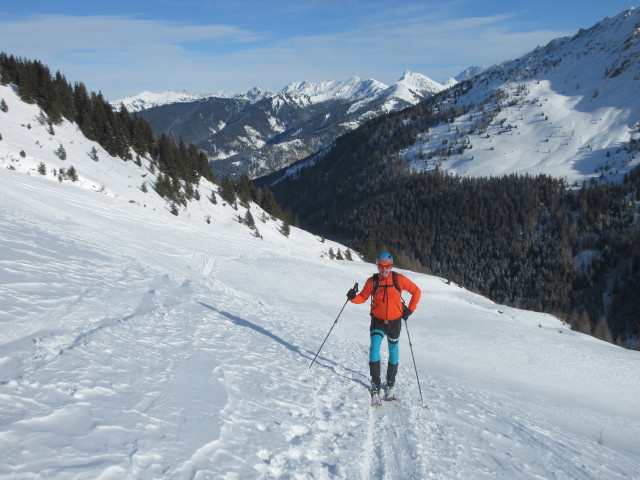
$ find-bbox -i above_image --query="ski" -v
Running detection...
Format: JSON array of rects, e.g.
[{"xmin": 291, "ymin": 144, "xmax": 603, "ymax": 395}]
[{"xmin": 384, "ymin": 387, "xmax": 398, "ymax": 401}]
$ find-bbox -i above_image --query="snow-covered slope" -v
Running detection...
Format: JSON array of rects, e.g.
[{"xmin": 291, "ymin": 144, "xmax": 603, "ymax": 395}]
[
  {"xmin": 1, "ymin": 83, "xmax": 640, "ymax": 478},
  {"xmin": 402, "ymin": 7, "xmax": 640, "ymax": 184}
]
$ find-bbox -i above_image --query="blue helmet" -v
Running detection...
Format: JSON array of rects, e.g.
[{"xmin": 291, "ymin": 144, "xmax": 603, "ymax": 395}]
[{"xmin": 376, "ymin": 252, "xmax": 394, "ymax": 265}]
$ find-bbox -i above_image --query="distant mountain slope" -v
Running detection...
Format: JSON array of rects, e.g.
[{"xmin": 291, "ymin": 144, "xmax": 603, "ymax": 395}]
[
  {"xmin": 398, "ymin": 7, "xmax": 640, "ymax": 184},
  {"xmin": 115, "ymin": 72, "xmax": 450, "ymax": 178},
  {"xmin": 270, "ymin": 7, "xmax": 640, "ymax": 187}
]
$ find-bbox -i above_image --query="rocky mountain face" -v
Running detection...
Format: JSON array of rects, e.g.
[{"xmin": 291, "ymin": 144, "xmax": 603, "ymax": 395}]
[{"xmin": 121, "ymin": 71, "xmax": 454, "ymax": 178}]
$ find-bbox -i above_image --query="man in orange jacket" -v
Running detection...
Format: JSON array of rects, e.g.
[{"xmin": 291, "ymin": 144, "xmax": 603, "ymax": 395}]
[{"xmin": 347, "ymin": 252, "xmax": 421, "ymax": 398}]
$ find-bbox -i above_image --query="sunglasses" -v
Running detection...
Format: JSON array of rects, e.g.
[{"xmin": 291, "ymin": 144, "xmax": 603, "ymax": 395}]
[{"xmin": 377, "ymin": 265, "xmax": 392, "ymax": 270}]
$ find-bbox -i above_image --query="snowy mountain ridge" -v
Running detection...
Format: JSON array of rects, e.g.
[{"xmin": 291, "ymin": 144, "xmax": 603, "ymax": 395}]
[
  {"xmin": 113, "ymin": 71, "xmax": 450, "ymax": 113},
  {"xmin": 114, "ymin": 89, "xmax": 214, "ymax": 112},
  {"xmin": 1, "ymin": 78, "xmax": 639, "ymax": 478}
]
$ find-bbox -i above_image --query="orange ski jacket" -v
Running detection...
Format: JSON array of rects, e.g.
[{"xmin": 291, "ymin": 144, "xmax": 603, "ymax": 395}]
[{"xmin": 350, "ymin": 272, "xmax": 421, "ymax": 321}]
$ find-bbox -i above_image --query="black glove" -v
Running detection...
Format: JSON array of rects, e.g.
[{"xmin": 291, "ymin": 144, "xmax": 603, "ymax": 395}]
[
  {"xmin": 347, "ymin": 287, "xmax": 357, "ymax": 300},
  {"xmin": 401, "ymin": 305, "xmax": 412, "ymax": 320}
]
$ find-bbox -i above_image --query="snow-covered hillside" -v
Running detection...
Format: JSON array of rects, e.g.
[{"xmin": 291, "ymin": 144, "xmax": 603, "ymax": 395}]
[
  {"xmin": 403, "ymin": 7, "xmax": 640, "ymax": 184},
  {"xmin": 1, "ymin": 84, "xmax": 640, "ymax": 478}
]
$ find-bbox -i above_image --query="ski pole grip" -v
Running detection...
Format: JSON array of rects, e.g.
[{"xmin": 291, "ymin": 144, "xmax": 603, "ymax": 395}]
[{"xmin": 353, "ymin": 282, "xmax": 359, "ymax": 292}]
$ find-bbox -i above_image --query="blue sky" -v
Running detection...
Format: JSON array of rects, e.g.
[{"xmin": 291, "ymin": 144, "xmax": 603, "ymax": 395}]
[{"xmin": 0, "ymin": 1, "xmax": 636, "ymax": 100}]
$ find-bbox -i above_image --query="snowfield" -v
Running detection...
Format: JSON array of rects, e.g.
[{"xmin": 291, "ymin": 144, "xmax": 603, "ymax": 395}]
[
  {"xmin": 1, "ymin": 83, "xmax": 640, "ymax": 479},
  {"xmin": 403, "ymin": 78, "xmax": 640, "ymax": 184}
]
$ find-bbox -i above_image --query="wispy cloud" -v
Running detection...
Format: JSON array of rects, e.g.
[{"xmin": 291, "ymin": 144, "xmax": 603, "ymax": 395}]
[
  {"xmin": 0, "ymin": 10, "xmax": 567, "ymax": 99},
  {"xmin": 1, "ymin": 14, "xmax": 268, "ymax": 55}
]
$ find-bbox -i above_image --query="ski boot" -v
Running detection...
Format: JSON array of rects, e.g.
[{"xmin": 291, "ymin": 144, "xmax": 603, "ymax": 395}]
[{"xmin": 370, "ymin": 376, "xmax": 382, "ymax": 406}]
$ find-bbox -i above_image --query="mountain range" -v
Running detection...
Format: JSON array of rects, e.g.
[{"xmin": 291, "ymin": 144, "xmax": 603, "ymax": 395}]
[
  {"xmin": 114, "ymin": 71, "xmax": 459, "ymax": 178},
  {"xmin": 117, "ymin": 8, "xmax": 640, "ymax": 186}
]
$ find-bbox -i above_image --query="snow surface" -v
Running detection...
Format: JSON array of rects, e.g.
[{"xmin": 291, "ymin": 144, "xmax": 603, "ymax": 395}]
[{"xmin": 2, "ymin": 83, "xmax": 640, "ymax": 479}]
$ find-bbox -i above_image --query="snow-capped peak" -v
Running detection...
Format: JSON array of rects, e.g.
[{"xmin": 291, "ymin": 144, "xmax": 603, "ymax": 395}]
[
  {"xmin": 396, "ymin": 70, "xmax": 445, "ymax": 92},
  {"xmin": 241, "ymin": 86, "xmax": 270, "ymax": 102},
  {"xmin": 382, "ymin": 70, "xmax": 448, "ymax": 105},
  {"xmin": 281, "ymin": 76, "xmax": 388, "ymax": 103},
  {"xmin": 112, "ymin": 90, "xmax": 212, "ymax": 112},
  {"xmin": 453, "ymin": 66, "xmax": 486, "ymax": 82}
]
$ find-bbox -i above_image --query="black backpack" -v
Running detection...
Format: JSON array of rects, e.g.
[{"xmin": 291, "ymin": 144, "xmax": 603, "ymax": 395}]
[{"xmin": 371, "ymin": 271, "xmax": 401, "ymax": 294}]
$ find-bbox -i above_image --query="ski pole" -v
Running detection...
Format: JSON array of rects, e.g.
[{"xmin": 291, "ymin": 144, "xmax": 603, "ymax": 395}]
[
  {"xmin": 404, "ymin": 318, "xmax": 425, "ymax": 406},
  {"xmin": 309, "ymin": 282, "xmax": 358, "ymax": 369}
]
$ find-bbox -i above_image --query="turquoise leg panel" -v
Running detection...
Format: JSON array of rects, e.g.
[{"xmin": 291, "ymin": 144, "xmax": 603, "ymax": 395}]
[{"xmin": 369, "ymin": 330, "xmax": 384, "ymax": 362}]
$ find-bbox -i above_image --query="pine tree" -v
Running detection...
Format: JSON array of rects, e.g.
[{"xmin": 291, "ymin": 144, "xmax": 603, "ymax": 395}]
[
  {"xmin": 67, "ymin": 165, "xmax": 78, "ymax": 182},
  {"xmin": 154, "ymin": 173, "xmax": 172, "ymax": 199},
  {"xmin": 237, "ymin": 174, "xmax": 253, "ymax": 207},
  {"xmin": 53, "ymin": 71, "xmax": 76, "ymax": 123},
  {"xmin": 259, "ymin": 187, "xmax": 282, "ymax": 219},
  {"xmin": 244, "ymin": 209, "xmax": 256, "ymax": 229},
  {"xmin": 220, "ymin": 175, "xmax": 237, "ymax": 207},
  {"xmin": 280, "ymin": 219, "xmax": 291, "ymax": 237},
  {"xmin": 361, "ymin": 237, "xmax": 377, "ymax": 263},
  {"xmin": 55, "ymin": 144, "xmax": 66, "ymax": 160}
]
